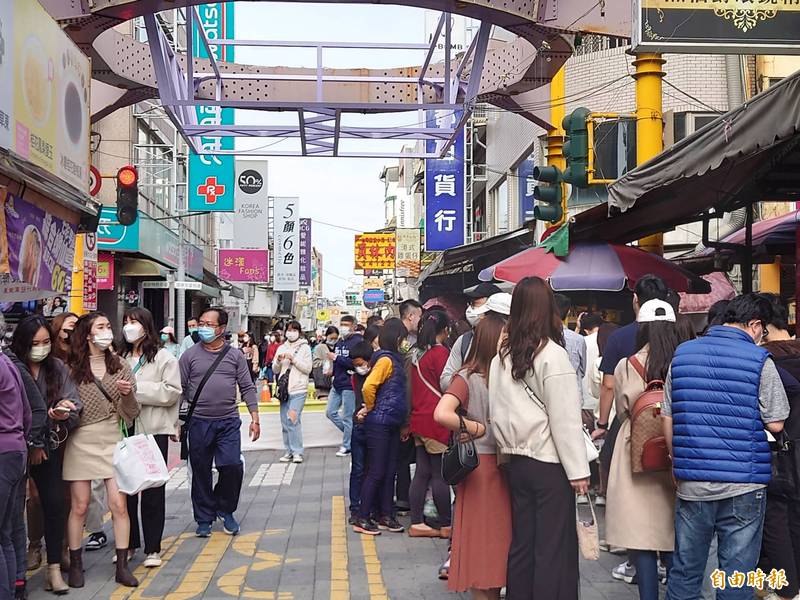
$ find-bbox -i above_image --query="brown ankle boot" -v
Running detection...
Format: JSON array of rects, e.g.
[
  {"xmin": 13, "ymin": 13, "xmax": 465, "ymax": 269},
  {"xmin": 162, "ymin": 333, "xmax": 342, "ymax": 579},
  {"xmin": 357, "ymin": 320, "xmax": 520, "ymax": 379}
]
[
  {"xmin": 67, "ymin": 549, "xmax": 83, "ymax": 588},
  {"xmin": 114, "ymin": 549, "xmax": 138, "ymax": 587}
]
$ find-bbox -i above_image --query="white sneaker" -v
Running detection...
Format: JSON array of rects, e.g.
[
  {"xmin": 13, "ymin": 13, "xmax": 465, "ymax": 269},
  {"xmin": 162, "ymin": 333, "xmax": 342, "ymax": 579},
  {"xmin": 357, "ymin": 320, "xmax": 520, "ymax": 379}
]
[
  {"xmin": 611, "ymin": 561, "xmax": 636, "ymax": 584},
  {"xmin": 335, "ymin": 447, "xmax": 351, "ymax": 457},
  {"xmin": 576, "ymin": 494, "xmax": 589, "ymax": 505},
  {"xmin": 143, "ymin": 553, "xmax": 162, "ymax": 568},
  {"xmin": 595, "ymin": 495, "xmax": 606, "ymax": 506},
  {"xmin": 279, "ymin": 454, "xmax": 293, "ymax": 463},
  {"xmin": 292, "ymin": 455, "xmax": 304, "ymax": 464}
]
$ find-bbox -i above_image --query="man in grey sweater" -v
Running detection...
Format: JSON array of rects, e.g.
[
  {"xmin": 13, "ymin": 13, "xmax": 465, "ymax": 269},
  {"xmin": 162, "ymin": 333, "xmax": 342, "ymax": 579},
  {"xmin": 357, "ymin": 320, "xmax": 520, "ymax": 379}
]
[{"xmin": 179, "ymin": 307, "xmax": 259, "ymax": 537}]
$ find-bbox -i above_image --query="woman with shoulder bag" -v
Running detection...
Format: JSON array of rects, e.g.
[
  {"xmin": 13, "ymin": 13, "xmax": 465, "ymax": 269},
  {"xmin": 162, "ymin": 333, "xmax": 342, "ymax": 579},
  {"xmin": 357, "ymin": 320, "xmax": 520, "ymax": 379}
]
[
  {"xmin": 121, "ymin": 308, "xmax": 182, "ymax": 569},
  {"xmin": 489, "ymin": 277, "xmax": 591, "ymax": 600},
  {"xmin": 272, "ymin": 321, "xmax": 313, "ymax": 464},
  {"xmin": 605, "ymin": 299, "xmax": 692, "ymax": 600},
  {"xmin": 9, "ymin": 316, "xmax": 80, "ymax": 595},
  {"xmin": 63, "ymin": 312, "xmax": 140, "ymax": 589},
  {"xmin": 434, "ymin": 298, "xmax": 512, "ymax": 600}
]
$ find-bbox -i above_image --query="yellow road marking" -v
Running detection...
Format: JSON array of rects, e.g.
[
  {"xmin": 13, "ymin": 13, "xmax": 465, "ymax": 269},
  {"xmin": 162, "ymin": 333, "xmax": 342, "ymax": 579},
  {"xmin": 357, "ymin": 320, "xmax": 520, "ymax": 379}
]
[
  {"xmin": 360, "ymin": 533, "xmax": 389, "ymax": 600},
  {"xmin": 160, "ymin": 532, "xmax": 233, "ymax": 600},
  {"xmin": 330, "ymin": 496, "xmax": 349, "ymax": 600},
  {"xmin": 218, "ymin": 529, "xmax": 297, "ymax": 599},
  {"xmin": 108, "ymin": 533, "xmax": 190, "ymax": 600}
]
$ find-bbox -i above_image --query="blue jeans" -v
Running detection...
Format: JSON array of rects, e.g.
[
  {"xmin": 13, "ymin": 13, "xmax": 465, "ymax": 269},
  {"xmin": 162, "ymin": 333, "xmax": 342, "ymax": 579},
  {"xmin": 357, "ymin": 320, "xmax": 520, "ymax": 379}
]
[
  {"xmin": 325, "ymin": 388, "xmax": 355, "ymax": 450},
  {"xmin": 0, "ymin": 452, "xmax": 25, "ymax": 598},
  {"xmin": 358, "ymin": 423, "xmax": 400, "ymax": 519},
  {"xmin": 667, "ymin": 489, "xmax": 767, "ymax": 600},
  {"xmin": 280, "ymin": 392, "xmax": 306, "ymax": 456},
  {"xmin": 630, "ymin": 550, "xmax": 672, "ymax": 600},
  {"xmin": 188, "ymin": 417, "xmax": 243, "ymax": 524},
  {"xmin": 349, "ymin": 424, "xmax": 367, "ymax": 516}
]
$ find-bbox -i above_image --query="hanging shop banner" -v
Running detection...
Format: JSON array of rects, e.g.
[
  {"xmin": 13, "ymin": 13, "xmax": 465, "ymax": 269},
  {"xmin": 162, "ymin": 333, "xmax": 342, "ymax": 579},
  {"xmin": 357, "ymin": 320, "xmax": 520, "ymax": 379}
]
[
  {"xmin": 354, "ymin": 233, "xmax": 396, "ymax": 271},
  {"xmin": 518, "ymin": 159, "xmax": 536, "ymax": 225},
  {"xmin": 0, "ymin": 0, "xmax": 91, "ymax": 192},
  {"xmin": 234, "ymin": 160, "xmax": 269, "ymax": 248},
  {"xmin": 97, "ymin": 251, "xmax": 115, "ymax": 290},
  {"xmin": 424, "ymin": 132, "xmax": 466, "ymax": 251},
  {"xmin": 188, "ymin": 2, "xmax": 236, "ymax": 212},
  {"xmin": 299, "ymin": 218, "xmax": 312, "ymax": 286},
  {"xmin": 83, "ymin": 233, "xmax": 97, "ymax": 311},
  {"xmin": 633, "ymin": 0, "xmax": 800, "ymax": 55},
  {"xmin": 218, "ymin": 249, "xmax": 269, "ymax": 283},
  {"xmin": 273, "ymin": 197, "xmax": 300, "ymax": 291},
  {"xmin": 395, "ymin": 228, "xmax": 421, "ymax": 278},
  {"xmin": 0, "ymin": 189, "xmax": 76, "ymax": 299}
]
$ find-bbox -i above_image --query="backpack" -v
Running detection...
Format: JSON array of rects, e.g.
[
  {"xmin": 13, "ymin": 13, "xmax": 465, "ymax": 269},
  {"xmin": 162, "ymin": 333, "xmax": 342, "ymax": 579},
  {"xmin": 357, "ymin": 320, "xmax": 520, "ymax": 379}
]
[{"xmin": 627, "ymin": 356, "xmax": 671, "ymax": 473}]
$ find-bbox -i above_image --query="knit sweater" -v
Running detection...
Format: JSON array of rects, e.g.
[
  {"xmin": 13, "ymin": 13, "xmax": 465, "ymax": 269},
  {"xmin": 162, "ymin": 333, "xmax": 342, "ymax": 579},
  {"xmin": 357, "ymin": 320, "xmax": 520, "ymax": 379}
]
[{"xmin": 74, "ymin": 355, "xmax": 140, "ymax": 428}]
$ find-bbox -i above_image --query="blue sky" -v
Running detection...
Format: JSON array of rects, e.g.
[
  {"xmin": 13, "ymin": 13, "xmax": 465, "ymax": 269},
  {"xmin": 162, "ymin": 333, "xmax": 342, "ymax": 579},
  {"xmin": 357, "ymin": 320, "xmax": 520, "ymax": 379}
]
[{"xmin": 234, "ymin": 2, "xmax": 433, "ymax": 298}]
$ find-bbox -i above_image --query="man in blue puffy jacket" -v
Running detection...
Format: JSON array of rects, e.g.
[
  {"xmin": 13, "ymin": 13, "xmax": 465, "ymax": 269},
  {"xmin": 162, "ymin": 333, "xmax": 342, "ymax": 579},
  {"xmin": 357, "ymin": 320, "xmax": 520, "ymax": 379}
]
[
  {"xmin": 663, "ymin": 293, "xmax": 790, "ymax": 600},
  {"xmin": 325, "ymin": 315, "xmax": 364, "ymax": 457}
]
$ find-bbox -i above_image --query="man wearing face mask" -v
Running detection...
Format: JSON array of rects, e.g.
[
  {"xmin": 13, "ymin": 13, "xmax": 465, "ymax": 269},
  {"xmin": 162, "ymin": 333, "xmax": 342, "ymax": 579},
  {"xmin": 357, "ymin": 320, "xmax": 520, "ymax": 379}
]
[
  {"xmin": 178, "ymin": 319, "xmax": 200, "ymax": 357},
  {"xmin": 326, "ymin": 316, "xmax": 363, "ymax": 457},
  {"xmin": 663, "ymin": 293, "xmax": 790, "ymax": 600},
  {"xmin": 178, "ymin": 308, "xmax": 259, "ymax": 538},
  {"xmin": 439, "ymin": 283, "xmax": 501, "ymax": 390}
]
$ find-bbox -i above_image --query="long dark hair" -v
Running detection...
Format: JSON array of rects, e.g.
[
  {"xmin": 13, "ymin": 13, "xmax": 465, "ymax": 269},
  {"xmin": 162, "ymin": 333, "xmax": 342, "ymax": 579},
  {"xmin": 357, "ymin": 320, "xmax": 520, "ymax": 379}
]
[
  {"xmin": 500, "ymin": 277, "xmax": 564, "ymax": 381},
  {"xmin": 10, "ymin": 315, "xmax": 59, "ymax": 406},
  {"xmin": 69, "ymin": 312, "xmax": 123, "ymax": 384},
  {"xmin": 51, "ymin": 311, "xmax": 78, "ymax": 361},
  {"xmin": 415, "ymin": 309, "xmax": 449, "ymax": 350},
  {"xmin": 122, "ymin": 307, "xmax": 161, "ymax": 363},
  {"xmin": 464, "ymin": 312, "xmax": 506, "ymax": 380},
  {"xmin": 378, "ymin": 318, "xmax": 408, "ymax": 354},
  {"xmin": 635, "ymin": 321, "xmax": 688, "ymax": 381}
]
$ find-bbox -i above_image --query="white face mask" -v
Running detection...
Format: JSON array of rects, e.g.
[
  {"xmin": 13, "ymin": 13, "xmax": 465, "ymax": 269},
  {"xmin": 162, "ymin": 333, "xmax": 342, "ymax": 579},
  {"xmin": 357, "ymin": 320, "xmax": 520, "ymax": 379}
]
[
  {"xmin": 465, "ymin": 305, "xmax": 483, "ymax": 327},
  {"xmin": 355, "ymin": 365, "xmax": 371, "ymax": 376},
  {"xmin": 286, "ymin": 331, "xmax": 300, "ymax": 342},
  {"xmin": 340, "ymin": 326, "xmax": 351, "ymax": 337},
  {"xmin": 29, "ymin": 344, "xmax": 51, "ymax": 363},
  {"xmin": 93, "ymin": 331, "xmax": 114, "ymax": 350},
  {"xmin": 123, "ymin": 323, "xmax": 144, "ymax": 344}
]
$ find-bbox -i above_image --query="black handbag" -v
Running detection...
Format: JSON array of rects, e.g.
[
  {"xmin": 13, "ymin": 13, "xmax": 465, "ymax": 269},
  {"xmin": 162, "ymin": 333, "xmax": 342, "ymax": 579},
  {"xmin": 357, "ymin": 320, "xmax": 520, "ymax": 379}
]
[
  {"xmin": 441, "ymin": 410, "xmax": 479, "ymax": 486},
  {"xmin": 769, "ymin": 430, "xmax": 800, "ymax": 499}
]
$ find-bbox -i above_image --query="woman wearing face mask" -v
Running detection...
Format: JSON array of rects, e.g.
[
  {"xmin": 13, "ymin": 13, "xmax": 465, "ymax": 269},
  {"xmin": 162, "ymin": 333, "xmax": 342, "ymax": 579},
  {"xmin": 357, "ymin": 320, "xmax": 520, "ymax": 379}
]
[
  {"xmin": 121, "ymin": 308, "xmax": 182, "ymax": 569},
  {"xmin": 272, "ymin": 322, "xmax": 313, "ymax": 464},
  {"xmin": 50, "ymin": 312, "xmax": 78, "ymax": 362},
  {"xmin": 159, "ymin": 327, "xmax": 179, "ymax": 357},
  {"xmin": 9, "ymin": 316, "xmax": 79, "ymax": 595},
  {"xmin": 313, "ymin": 326, "xmax": 338, "ymax": 398},
  {"xmin": 63, "ymin": 312, "xmax": 140, "ymax": 589},
  {"xmin": 238, "ymin": 332, "xmax": 260, "ymax": 382}
]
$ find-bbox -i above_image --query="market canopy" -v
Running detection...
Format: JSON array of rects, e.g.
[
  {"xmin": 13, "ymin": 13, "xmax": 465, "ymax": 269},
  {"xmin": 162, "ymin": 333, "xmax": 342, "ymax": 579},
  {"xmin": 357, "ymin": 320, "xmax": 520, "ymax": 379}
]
[{"xmin": 571, "ymin": 69, "xmax": 800, "ymax": 244}]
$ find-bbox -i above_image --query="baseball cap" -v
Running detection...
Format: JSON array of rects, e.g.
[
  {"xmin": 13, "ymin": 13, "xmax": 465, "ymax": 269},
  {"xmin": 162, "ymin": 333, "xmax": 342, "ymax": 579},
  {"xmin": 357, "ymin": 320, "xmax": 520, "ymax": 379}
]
[
  {"xmin": 637, "ymin": 299, "xmax": 676, "ymax": 323},
  {"xmin": 474, "ymin": 292, "xmax": 512, "ymax": 316},
  {"xmin": 160, "ymin": 326, "xmax": 175, "ymax": 335},
  {"xmin": 464, "ymin": 282, "xmax": 502, "ymax": 299}
]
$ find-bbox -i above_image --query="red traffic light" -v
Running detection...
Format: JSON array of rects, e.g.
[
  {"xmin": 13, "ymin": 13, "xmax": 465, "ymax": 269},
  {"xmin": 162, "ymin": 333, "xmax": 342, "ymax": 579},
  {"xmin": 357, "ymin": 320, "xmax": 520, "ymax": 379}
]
[{"xmin": 117, "ymin": 165, "xmax": 138, "ymax": 188}]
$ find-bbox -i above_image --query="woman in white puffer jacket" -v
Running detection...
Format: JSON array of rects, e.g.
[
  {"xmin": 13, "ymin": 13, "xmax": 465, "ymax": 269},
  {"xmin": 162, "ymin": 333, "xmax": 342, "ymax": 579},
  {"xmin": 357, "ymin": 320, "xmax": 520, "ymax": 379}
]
[{"xmin": 272, "ymin": 320, "xmax": 313, "ymax": 463}]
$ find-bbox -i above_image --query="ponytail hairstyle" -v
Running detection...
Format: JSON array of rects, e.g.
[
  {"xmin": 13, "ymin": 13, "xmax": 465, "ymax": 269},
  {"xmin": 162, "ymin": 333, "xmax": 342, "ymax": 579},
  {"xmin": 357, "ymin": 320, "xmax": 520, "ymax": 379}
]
[{"xmin": 415, "ymin": 309, "xmax": 450, "ymax": 350}]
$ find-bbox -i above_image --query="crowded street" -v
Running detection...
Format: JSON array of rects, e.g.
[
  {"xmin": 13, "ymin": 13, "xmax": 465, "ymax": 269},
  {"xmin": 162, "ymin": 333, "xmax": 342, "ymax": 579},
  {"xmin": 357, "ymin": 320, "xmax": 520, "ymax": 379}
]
[{"xmin": 3, "ymin": 1, "xmax": 800, "ymax": 600}]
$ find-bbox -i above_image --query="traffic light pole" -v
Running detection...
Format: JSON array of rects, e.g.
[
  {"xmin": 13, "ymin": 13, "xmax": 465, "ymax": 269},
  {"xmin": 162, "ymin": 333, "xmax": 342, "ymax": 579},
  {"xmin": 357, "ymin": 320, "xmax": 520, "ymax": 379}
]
[
  {"xmin": 546, "ymin": 66, "xmax": 567, "ymax": 229},
  {"xmin": 633, "ymin": 52, "xmax": 666, "ymax": 256}
]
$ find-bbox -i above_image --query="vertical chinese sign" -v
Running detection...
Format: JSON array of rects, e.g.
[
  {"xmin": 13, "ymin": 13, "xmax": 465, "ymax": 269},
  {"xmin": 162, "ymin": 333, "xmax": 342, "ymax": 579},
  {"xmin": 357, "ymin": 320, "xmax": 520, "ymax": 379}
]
[
  {"xmin": 395, "ymin": 228, "xmax": 421, "ymax": 278},
  {"xmin": 188, "ymin": 3, "xmax": 235, "ymax": 212},
  {"xmin": 273, "ymin": 197, "xmax": 300, "ymax": 291},
  {"xmin": 83, "ymin": 233, "xmax": 97, "ymax": 311},
  {"xmin": 518, "ymin": 159, "xmax": 535, "ymax": 225},
  {"xmin": 299, "ymin": 218, "xmax": 312, "ymax": 287},
  {"xmin": 424, "ymin": 133, "xmax": 465, "ymax": 251},
  {"xmin": 354, "ymin": 233, "xmax": 396, "ymax": 272}
]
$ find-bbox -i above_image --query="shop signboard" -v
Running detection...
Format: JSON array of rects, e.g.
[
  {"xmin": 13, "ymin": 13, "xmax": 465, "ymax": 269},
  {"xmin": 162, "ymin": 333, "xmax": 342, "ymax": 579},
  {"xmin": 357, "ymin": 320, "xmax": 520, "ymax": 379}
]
[
  {"xmin": 395, "ymin": 228, "xmax": 421, "ymax": 278},
  {"xmin": 633, "ymin": 0, "xmax": 800, "ymax": 55},
  {"xmin": 234, "ymin": 160, "xmax": 269, "ymax": 248},
  {"xmin": 273, "ymin": 197, "xmax": 300, "ymax": 291},
  {"xmin": 424, "ymin": 132, "xmax": 465, "ymax": 251},
  {"xmin": 0, "ymin": 0, "xmax": 91, "ymax": 192},
  {"xmin": 299, "ymin": 218, "xmax": 312, "ymax": 286},
  {"xmin": 363, "ymin": 289, "xmax": 385, "ymax": 304},
  {"xmin": 83, "ymin": 232, "xmax": 97, "ymax": 310},
  {"xmin": 97, "ymin": 207, "xmax": 140, "ymax": 252},
  {"xmin": 218, "ymin": 249, "xmax": 269, "ymax": 283},
  {"xmin": 354, "ymin": 233, "xmax": 395, "ymax": 271},
  {"xmin": 518, "ymin": 159, "xmax": 535, "ymax": 225},
  {"xmin": 96, "ymin": 252, "xmax": 115, "ymax": 290},
  {"xmin": 188, "ymin": 3, "xmax": 236, "ymax": 212},
  {"xmin": 0, "ymin": 189, "xmax": 76, "ymax": 299}
]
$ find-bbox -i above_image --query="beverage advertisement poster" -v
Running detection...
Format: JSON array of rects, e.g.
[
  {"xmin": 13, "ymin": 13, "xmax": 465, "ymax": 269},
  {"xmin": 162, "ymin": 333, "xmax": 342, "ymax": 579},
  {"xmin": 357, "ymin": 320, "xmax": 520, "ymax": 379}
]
[{"xmin": 96, "ymin": 252, "xmax": 115, "ymax": 290}]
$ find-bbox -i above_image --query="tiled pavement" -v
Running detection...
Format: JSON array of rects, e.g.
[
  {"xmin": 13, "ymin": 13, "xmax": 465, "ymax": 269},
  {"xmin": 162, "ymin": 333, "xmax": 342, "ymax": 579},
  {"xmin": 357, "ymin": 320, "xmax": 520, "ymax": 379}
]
[{"xmin": 25, "ymin": 444, "xmax": 648, "ymax": 600}]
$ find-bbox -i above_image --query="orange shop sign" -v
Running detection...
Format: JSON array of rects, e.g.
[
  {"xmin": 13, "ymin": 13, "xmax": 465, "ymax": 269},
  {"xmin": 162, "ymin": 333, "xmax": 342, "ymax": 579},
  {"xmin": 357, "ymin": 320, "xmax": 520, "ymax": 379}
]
[{"xmin": 354, "ymin": 233, "xmax": 395, "ymax": 271}]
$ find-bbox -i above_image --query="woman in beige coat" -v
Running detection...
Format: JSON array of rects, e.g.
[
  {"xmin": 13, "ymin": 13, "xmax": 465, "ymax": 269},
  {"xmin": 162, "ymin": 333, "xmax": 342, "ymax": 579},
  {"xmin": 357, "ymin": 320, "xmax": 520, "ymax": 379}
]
[{"xmin": 605, "ymin": 299, "xmax": 693, "ymax": 600}]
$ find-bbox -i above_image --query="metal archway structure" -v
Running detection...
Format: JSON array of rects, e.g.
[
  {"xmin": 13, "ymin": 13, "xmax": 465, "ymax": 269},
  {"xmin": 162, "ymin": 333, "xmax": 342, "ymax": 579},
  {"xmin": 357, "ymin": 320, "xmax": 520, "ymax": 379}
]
[{"xmin": 46, "ymin": 0, "xmax": 629, "ymax": 157}]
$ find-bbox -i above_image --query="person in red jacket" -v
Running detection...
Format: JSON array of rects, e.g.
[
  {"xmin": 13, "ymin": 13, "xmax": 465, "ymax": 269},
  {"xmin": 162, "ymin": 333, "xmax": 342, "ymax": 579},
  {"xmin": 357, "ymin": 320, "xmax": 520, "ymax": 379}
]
[{"xmin": 408, "ymin": 309, "xmax": 452, "ymax": 538}]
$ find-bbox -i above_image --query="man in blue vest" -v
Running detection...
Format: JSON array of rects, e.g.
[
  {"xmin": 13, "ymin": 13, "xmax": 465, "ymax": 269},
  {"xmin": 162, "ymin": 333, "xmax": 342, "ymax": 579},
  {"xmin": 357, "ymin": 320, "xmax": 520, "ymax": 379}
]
[{"xmin": 663, "ymin": 293, "xmax": 790, "ymax": 600}]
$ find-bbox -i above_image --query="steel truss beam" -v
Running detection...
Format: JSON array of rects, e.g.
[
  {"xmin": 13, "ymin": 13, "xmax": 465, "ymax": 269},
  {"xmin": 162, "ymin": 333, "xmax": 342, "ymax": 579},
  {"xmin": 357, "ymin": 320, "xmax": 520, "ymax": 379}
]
[{"xmin": 144, "ymin": 10, "xmax": 492, "ymax": 158}]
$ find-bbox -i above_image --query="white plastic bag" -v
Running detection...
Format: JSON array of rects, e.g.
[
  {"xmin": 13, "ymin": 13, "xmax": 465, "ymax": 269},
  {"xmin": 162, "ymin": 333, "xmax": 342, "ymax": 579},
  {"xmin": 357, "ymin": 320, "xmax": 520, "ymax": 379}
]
[{"xmin": 113, "ymin": 434, "xmax": 170, "ymax": 495}]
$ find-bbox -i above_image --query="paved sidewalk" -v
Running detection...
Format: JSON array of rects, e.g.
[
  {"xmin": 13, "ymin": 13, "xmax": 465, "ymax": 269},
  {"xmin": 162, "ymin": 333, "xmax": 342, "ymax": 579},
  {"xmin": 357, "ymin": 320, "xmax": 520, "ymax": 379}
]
[{"xmin": 25, "ymin": 446, "xmax": 649, "ymax": 599}]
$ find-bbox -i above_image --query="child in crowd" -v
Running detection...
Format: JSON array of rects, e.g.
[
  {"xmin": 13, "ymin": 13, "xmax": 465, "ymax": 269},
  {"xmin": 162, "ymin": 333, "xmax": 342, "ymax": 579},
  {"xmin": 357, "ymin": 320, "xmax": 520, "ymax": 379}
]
[{"xmin": 348, "ymin": 342, "xmax": 375, "ymax": 523}]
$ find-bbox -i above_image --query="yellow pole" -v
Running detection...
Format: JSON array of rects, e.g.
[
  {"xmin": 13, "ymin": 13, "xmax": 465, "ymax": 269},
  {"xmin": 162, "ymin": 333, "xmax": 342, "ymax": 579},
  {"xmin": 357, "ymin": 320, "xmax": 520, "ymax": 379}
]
[
  {"xmin": 547, "ymin": 66, "xmax": 567, "ymax": 226},
  {"xmin": 759, "ymin": 258, "xmax": 781, "ymax": 293},
  {"xmin": 632, "ymin": 52, "xmax": 666, "ymax": 255},
  {"xmin": 69, "ymin": 234, "xmax": 85, "ymax": 315}
]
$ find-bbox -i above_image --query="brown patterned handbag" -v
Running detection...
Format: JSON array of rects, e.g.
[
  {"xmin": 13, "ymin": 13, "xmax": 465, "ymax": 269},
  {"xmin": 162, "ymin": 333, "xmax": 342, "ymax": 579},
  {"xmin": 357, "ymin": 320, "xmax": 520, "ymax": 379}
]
[{"xmin": 628, "ymin": 356, "xmax": 671, "ymax": 473}]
